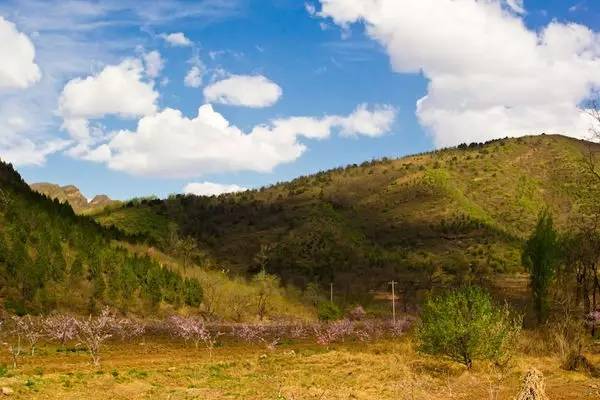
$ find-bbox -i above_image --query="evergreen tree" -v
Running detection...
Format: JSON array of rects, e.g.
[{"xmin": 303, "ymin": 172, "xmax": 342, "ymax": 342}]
[
  {"xmin": 522, "ymin": 209, "xmax": 558, "ymax": 324},
  {"xmin": 184, "ymin": 278, "xmax": 203, "ymax": 307},
  {"xmin": 144, "ymin": 266, "xmax": 162, "ymax": 307}
]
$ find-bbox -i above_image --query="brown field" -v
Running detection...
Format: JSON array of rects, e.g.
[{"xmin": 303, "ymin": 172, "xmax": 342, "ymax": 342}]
[{"xmin": 0, "ymin": 335, "xmax": 597, "ymax": 399}]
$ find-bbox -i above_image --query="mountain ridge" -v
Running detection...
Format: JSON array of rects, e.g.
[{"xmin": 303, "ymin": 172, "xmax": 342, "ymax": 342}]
[{"xmin": 30, "ymin": 182, "xmax": 118, "ymax": 213}]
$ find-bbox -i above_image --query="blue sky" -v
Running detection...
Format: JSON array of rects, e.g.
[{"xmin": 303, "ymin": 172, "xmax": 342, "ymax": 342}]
[{"xmin": 0, "ymin": 0, "xmax": 599, "ymax": 199}]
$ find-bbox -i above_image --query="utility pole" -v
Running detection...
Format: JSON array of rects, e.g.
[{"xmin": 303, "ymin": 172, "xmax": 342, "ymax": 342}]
[
  {"xmin": 330, "ymin": 282, "xmax": 333, "ymax": 303},
  {"xmin": 389, "ymin": 280, "xmax": 397, "ymax": 323}
]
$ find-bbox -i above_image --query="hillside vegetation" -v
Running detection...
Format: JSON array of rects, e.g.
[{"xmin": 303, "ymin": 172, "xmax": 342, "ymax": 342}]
[
  {"xmin": 0, "ymin": 161, "xmax": 311, "ymax": 320},
  {"xmin": 93, "ymin": 135, "xmax": 600, "ymax": 307}
]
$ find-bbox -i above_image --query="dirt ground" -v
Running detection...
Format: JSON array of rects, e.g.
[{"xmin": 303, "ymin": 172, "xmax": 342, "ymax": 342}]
[{"xmin": 0, "ymin": 338, "xmax": 597, "ymax": 399}]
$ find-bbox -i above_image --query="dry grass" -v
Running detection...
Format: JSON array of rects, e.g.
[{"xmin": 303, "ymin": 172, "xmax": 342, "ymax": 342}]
[{"xmin": 0, "ymin": 336, "xmax": 597, "ymax": 399}]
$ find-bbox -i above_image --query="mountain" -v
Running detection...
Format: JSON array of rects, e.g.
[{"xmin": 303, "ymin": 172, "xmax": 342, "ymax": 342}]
[
  {"xmin": 92, "ymin": 134, "xmax": 600, "ymax": 306},
  {"xmin": 30, "ymin": 182, "xmax": 118, "ymax": 213}
]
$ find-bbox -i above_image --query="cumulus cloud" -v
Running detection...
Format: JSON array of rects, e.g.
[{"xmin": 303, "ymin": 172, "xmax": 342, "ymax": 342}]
[
  {"xmin": 81, "ymin": 102, "xmax": 395, "ymax": 178},
  {"xmin": 203, "ymin": 74, "xmax": 282, "ymax": 108},
  {"xmin": 160, "ymin": 32, "xmax": 192, "ymax": 47},
  {"xmin": 335, "ymin": 103, "xmax": 396, "ymax": 137},
  {"xmin": 317, "ymin": 0, "xmax": 600, "ymax": 147},
  {"xmin": 0, "ymin": 16, "xmax": 53, "ymax": 166},
  {"xmin": 104, "ymin": 104, "xmax": 303, "ymax": 177},
  {"xmin": 0, "ymin": 16, "xmax": 41, "ymax": 90},
  {"xmin": 58, "ymin": 58, "xmax": 158, "ymax": 155},
  {"xmin": 268, "ymin": 103, "xmax": 396, "ymax": 139},
  {"xmin": 59, "ymin": 59, "xmax": 157, "ymax": 120},
  {"xmin": 184, "ymin": 181, "xmax": 247, "ymax": 196},
  {"xmin": 184, "ymin": 65, "xmax": 204, "ymax": 88},
  {"xmin": 143, "ymin": 50, "xmax": 164, "ymax": 79}
]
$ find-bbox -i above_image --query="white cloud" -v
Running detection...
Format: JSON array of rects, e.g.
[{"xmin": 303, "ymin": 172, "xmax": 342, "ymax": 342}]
[
  {"xmin": 0, "ymin": 16, "xmax": 52, "ymax": 166},
  {"xmin": 59, "ymin": 59, "xmax": 157, "ymax": 120},
  {"xmin": 0, "ymin": 16, "xmax": 41, "ymax": 90},
  {"xmin": 104, "ymin": 104, "xmax": 304, "ymax": 177},
  {"xmin": 184, "ymin": 65, "xmax": 204, "ymax": 88},
  {"xmin": 58, "ymin": 58, "xmax": 159, "ymax": 160},
  {"xmin": 203, "ymin": 74, "xmax": 282, "ymax": 108},
  {"xmin": 82, "ymin": 102, "xmax": 394, "ymax": 178},
  {"xmin": 160, "ymin": 32, "xmax": 192, "ymax": 47},
  {"xmin": 143, "ymin": 50, "xmax": 164, "ymax": 78},
  {"xmin": 335, "ymin": 103, "xmax": 396, "ymax": 137},
  {"xmin": 0, "ymin": 1, "xmax": 241, "ymax": 167},
  {"xmin": 318, "ymin": 0, "xmax": 600, "ymax": 147},
  {"xmin": 269, "ymin": 103, "xmax": 396, "ymax": 139},
  {"xmin": 0, "ymin": 136, "xmax": 70, "ymax": 166},
  {"xmin": 184, "ymin": 181, "xmax": 247, "ymax": 196}
]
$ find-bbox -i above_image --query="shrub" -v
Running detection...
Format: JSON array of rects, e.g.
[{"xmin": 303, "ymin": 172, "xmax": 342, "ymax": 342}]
[
  {"xmin": 417, "ymin": 286, "xmax": 521, "ymax": 369},
  {"xmin": 317, "ymin": 302, "xmax": 342, "ymax": 321}
]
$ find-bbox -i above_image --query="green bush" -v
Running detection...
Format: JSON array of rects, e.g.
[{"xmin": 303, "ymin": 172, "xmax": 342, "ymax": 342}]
[
  {"xmin": 417, "ymin": 286, "xmax": 521, "ymax": 369},
  {"xmin": 317, "ymin": 301, "xmax": 342, "ymax": 321}
]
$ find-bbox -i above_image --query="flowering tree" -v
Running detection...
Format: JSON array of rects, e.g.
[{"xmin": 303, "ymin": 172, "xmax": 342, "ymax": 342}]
[
  {"xmin": 75, "ymin": 307, "xmax": 119, "ymax": 366},
  {"xmin": 585, "ymin": 309, "xmax": 600, "ymax": 336},
  {"xmin": 234, "ymin": 324, "xmax": 267, "ymax": 343},
  {"xmin": 388, "ymin": 318, "xmax": 412, "ymax": 337},
  {"xmin": 168, "ymin": 316, "xmax": 219, "ymax": 354},
  {"xmin": 13, "ymin": 315, "xmax": 43, "ymax": 356},
  {"xmin": 232, "ymin": 324, "xmax": 281, "ymax": 350},
  {"xmin": 288, "ymin": 323, "xmax": 309, "ymax": 340},
  {"xmin": 117, "ymin": 318, "xmax": 146, "ymax": 341},
  {"xmin": 313, "ymin": 319, "xmax": 353, "ymax": 346},
  {"xmin": 43, "ymin": 314, "xmax": 78, "ymax": 351}
]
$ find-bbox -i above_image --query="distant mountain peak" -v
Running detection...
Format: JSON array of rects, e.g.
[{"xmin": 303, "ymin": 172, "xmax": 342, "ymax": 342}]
[{"xmin": 30, "ymin": 182, "xmax": 117, "ymax": 213}]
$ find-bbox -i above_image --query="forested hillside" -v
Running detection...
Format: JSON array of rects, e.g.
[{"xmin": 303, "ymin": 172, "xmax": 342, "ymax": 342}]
[
  {"xmin": 0, "ymin": 161, "xmax": 205, "ymax": 315},
  {"xmin": 94, "ymin": 135, "xmax": 600, "ymax": 306}
]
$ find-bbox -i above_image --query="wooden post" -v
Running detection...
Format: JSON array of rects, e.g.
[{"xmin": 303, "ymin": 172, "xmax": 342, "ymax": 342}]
[
  {"xmin": 330, "ymin": 282, "xmax": 333, "ymax": 303},
  {"xmin": 389, "ymin": 280, "xmax": 397, "ymax": 323}
]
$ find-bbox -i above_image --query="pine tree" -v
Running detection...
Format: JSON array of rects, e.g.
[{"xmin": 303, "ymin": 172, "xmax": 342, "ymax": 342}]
[
  {"xmin": 522, "ymin": 209, "xmax": 558, "ymax": 324},
  {"xmin": 184, "ymin": 278, "xmax": 203, "ymax": 307}
]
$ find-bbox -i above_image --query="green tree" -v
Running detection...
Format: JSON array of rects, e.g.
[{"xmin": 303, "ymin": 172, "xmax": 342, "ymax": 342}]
[
  {"xmin": 522, "ymin": 209, "xmax": 558, "ymax": 323},
  {"xmin": 317, "ymin": 301, "xmax": 342, "ymax": 321},
  {"xmin": 417, "ymin": 286, "xmax": 521, "ymax": 369},
  {"xmin": 144, "ymin": 266, "xmax": 162, "ymax": 308},
  {"xmin": 184, "ymin": 278, "xmax": 203, "ymax": 307}
]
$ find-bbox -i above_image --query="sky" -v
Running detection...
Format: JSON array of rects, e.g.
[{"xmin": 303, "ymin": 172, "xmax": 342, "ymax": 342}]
[{"xmin": 1, "ymin": 0, "xmax": 599, "ymax": 200}]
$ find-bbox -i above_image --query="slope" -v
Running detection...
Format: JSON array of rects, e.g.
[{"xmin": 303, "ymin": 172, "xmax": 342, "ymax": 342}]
[
  {"xmin": 93, "ymin": 135, "xmax": 599, "ymax": 305},
  {"xmin": 1, "ymin": 160, "xmax": 312, "ymax": 320}
]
